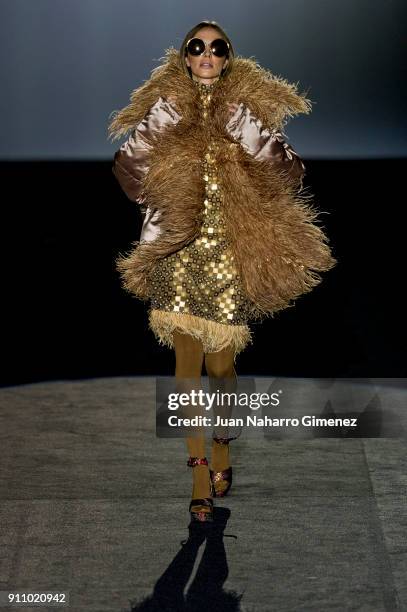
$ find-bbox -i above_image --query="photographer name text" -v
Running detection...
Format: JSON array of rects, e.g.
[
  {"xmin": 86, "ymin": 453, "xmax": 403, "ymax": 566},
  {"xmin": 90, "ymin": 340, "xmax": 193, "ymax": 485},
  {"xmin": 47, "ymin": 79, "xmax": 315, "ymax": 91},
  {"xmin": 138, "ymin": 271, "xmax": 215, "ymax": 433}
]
[{"xmin": 168, "ymin": 415, "xmax": 358, "ymax": 428}]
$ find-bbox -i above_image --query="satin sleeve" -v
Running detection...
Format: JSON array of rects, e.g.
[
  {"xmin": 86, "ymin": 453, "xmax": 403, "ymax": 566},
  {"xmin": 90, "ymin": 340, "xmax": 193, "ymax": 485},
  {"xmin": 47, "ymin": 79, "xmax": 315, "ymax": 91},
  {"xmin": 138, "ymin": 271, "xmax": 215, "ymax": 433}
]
[
  {"xmin": 225, "ymin": 102, "xmax": 306, "ymax": 187},
  {"xmin": 112, "ymin": 97, "xmax": 182, "ymax": 204}
]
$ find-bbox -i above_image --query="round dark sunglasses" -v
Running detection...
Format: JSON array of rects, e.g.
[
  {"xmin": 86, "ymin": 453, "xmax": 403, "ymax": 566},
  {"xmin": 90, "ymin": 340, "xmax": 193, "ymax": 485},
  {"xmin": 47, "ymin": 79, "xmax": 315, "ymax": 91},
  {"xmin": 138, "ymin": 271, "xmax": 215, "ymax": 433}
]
[{"xmin": 186, "ymin": 37, "xmax": 230, "ymax": 58}]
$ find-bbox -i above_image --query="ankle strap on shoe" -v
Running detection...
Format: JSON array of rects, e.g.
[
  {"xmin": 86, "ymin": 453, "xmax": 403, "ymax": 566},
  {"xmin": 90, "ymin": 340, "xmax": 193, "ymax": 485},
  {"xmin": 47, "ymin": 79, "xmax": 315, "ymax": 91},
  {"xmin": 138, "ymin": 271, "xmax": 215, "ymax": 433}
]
[
  {"xmin": 212, "ymin": 436, "xmax": 237, "ymax": 445},
  {"xmin": 187, "ymin": 456, "xmax": 209, "ymax": 467}
]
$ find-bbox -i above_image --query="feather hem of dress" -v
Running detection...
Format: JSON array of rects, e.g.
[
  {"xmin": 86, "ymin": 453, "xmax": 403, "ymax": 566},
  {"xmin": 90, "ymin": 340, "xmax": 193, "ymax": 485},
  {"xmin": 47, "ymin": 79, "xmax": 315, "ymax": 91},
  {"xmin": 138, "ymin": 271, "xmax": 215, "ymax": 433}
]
[{"xmin": 148, "ymin": 309, "xmax": 253, "ymax": 358}]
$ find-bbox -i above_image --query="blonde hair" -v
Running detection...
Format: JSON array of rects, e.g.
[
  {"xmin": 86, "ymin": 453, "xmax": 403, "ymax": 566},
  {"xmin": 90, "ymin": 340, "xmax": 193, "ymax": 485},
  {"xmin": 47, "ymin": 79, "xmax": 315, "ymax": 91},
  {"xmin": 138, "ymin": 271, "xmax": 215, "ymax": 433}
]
[{"xmin": 179, "ymin": 20, "xmax": 235, "ymax": 79}]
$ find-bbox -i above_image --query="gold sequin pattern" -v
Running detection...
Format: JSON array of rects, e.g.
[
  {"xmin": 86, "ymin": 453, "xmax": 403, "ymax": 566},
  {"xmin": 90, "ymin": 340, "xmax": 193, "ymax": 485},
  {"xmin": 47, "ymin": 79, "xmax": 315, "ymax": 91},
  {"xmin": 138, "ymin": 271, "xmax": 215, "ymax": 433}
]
[{"xmin": 148, "ymin": 81, "xmax": 253, "ymax": 327}]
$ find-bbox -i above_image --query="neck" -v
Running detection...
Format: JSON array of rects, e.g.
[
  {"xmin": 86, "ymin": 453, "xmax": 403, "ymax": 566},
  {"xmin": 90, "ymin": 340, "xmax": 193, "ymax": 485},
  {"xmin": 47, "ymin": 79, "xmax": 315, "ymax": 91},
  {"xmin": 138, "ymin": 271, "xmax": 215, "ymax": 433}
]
[{"xmin": 191, "ymin": 74, "xmax": 220, "ymax": 86}]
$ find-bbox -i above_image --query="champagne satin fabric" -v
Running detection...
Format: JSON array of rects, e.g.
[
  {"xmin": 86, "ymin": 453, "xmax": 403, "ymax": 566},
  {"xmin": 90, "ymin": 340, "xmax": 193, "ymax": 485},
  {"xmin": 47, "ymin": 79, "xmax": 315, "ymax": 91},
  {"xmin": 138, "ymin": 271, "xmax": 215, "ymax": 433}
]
[
  {"xmin": 225, "ymin": 102, "xmax": 305, "ymax": 181},
  {"xmin": 112, "ymin": 96, "xmax": 182, "ymax": 243}
]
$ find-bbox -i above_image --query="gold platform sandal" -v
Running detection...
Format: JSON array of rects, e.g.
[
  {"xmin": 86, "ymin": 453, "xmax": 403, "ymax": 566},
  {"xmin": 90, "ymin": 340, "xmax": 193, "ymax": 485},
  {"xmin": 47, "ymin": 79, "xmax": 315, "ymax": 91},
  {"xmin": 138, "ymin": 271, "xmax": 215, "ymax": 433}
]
[
  {"xmin": 209, "ymin": 436, "xmax": 237, "ymax": 498},
  {"xmin": 187, "ymin": 456, "xmax": 215, "ymax": 522}
]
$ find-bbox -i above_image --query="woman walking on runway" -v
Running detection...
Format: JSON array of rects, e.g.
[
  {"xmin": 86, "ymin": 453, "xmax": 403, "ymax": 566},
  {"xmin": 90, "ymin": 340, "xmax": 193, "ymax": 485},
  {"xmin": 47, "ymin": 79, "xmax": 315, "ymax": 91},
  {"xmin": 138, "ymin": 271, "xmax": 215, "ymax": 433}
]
[{"xmin": 108, "ymin": 20, "xmax": 336, "ymax": 522}]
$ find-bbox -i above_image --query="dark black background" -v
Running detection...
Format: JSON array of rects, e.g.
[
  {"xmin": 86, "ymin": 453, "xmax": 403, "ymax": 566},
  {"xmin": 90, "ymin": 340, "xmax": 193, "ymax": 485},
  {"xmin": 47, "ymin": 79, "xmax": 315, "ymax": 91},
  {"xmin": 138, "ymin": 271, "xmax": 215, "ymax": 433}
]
[{"xmin": 1, "ymin": 158, "xmax": 405, "ymax": 386}]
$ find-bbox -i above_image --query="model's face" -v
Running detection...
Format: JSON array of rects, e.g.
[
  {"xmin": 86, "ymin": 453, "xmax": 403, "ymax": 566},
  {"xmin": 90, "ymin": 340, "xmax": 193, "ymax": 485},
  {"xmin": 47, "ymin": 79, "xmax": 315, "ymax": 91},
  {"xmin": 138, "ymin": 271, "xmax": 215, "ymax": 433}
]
[{"xmin": 185, "ymin": 27, "xmax": 229, "ymax": 85}]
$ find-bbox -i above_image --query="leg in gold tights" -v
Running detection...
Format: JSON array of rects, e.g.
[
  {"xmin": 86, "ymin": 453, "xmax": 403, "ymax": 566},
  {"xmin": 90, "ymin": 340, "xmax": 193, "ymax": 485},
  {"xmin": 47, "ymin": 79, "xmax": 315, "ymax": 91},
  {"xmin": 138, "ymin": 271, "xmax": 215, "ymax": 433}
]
[
  {"xmin": 173, "ymin": 331, "xmax": 210, "ymax": 513},
  {"xmin": 205, "ymin": 347, "xmax": 237, "ymax": 484}
]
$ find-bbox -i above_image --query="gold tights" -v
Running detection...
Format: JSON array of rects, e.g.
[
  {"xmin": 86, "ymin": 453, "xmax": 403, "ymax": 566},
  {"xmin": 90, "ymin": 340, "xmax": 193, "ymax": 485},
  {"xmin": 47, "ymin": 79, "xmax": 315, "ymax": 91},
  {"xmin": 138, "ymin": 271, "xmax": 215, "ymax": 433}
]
[{"xmin": 173, "ymin": 330, "xmax": 238, "ymax": 500}]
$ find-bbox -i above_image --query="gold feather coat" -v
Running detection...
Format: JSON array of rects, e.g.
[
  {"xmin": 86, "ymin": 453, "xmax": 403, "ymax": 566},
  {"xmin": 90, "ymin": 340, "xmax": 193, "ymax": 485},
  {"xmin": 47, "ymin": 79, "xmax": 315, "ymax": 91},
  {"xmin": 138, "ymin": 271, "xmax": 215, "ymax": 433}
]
[{"xmin": 108, "ymin": 47, "xmax": 336, "ymax": 320}]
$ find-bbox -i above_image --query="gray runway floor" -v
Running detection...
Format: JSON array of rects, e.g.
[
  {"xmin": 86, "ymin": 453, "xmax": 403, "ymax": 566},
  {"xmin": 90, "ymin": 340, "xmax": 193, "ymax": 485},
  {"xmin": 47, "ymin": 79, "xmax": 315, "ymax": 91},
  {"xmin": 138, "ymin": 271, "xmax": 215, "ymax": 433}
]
[{"xmin": 0, "ymin": 377, "xmax": 406, "ymax": 612}]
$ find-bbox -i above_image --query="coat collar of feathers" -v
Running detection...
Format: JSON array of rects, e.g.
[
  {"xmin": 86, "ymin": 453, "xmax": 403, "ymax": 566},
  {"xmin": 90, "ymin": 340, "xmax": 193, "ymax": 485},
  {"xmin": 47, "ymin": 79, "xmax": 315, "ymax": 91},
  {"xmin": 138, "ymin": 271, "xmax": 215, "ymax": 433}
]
[{"xmin": 108, "ymin": 46, "xmax": 312, "ymax": 141}]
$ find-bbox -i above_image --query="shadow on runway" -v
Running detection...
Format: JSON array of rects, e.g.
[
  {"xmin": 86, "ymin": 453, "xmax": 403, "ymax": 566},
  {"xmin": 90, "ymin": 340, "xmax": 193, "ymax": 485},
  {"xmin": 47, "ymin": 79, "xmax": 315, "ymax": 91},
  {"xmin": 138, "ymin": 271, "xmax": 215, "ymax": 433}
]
[{"xmin": 128, "ymin": 507, "xmax": 243, "ymax": 612}]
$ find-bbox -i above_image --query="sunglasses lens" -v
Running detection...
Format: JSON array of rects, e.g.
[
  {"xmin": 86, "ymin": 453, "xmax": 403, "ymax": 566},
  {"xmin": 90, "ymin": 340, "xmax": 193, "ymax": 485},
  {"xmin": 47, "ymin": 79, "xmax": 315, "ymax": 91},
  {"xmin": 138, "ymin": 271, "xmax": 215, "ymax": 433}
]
[
  {"xmin": 187, "ymin": 38, "xmax": 205, "ymax": 56},
  {"xmin": 211, "ymin": 39, "xmax": 229, "ymax": 57}
]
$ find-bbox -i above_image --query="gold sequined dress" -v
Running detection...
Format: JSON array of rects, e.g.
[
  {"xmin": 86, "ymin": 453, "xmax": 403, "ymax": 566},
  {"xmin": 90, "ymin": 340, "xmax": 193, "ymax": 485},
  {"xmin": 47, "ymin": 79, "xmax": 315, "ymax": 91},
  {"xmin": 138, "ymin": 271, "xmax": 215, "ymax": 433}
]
[{"xmin": 148, "ymin": 80, "xmax": 254, "ymax": 357}]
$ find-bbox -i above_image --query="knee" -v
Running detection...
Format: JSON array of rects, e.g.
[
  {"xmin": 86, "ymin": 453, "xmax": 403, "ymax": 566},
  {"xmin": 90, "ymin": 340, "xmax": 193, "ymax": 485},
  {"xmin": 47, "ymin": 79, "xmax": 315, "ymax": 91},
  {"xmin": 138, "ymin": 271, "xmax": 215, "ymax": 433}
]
[
  {"xmin": 176, "ymin": 351, "xmax": 203, "ymax": 377},
  {"xmin": 175, "ymin": 351, "xmax": 204, "ymax": 379},
  {"xmin": 205, "ymin": 360, "xmax": 235, "ymax": 379}
]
